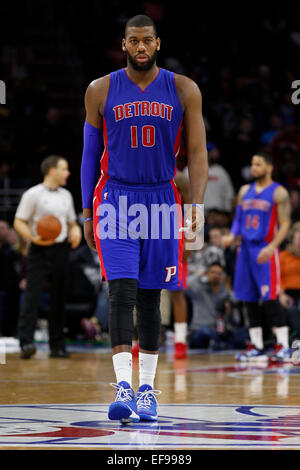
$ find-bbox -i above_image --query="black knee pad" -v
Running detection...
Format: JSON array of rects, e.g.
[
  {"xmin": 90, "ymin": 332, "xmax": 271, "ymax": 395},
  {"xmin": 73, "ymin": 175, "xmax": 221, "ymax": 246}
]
[
  {"xmin": 108, "ymin": 278, "xmax": 138, "ymax": 348},
  {"xmin": 245, "ymin": 302, "xmax": 263, "ymax": 328},
  {"xmin": 263, "ymin": 299, "xmax": 287, "ymax": 328},
  {"xmin": 136, "ymin": 288, "xmax": 161, "ymax": 351}
]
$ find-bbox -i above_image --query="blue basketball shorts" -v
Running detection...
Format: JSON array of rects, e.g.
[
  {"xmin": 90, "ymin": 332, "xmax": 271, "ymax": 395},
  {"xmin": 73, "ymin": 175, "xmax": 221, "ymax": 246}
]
[
  {"xmin": 233, "ymin": 239, "xmax": 280, "ymax": 302},
  {"xmin": 93, "ymin": 176, "xmax": 184, "ymax": 290}
]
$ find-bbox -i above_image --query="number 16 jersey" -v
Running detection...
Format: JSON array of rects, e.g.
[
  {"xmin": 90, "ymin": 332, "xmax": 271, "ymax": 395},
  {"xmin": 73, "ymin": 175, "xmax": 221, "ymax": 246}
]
[{"xmin": 101, "ymin": 67, "xmax": 183, "ymax": 184}]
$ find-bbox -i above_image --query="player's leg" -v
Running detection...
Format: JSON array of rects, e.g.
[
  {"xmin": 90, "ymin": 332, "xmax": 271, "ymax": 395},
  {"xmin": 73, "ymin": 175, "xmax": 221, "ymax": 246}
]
[
  {"xmin": 135, "ymin": 288, "xmax": 162, "ymax": 421},
  {"xmin": 252, "ymin": 245, "xmax": 291, "ymax": 361},
  {"xmin": 93, "ymin": 182, "xmax": 141, "ymax": 422},
  {"xmin": 234, "ymin": 242, "xmax": 267, "ymax": 360},
  {"xmin": 243, "ymin": 301, "xmax": 268, "ymax": 358},
  {"xmin": 171, "ymin": 258, "xmax": 188, "ymax": 359},
  {"xmin": 107, "ymin": 278, "xmax": 140, "ymax": 423},
  {"xmin": 264, "ymin": 299, "xmax": 291, "ymax": 361},
  {"xmin": 171, "ymin": 289, "xmax": 188, "ymax": 359},
  {"xmin": 48, "ymin": 241, "xmax": 69, "ymax": 357},
  {"xmin": 18, "ymin": 244, "xmax": 46, "ymax": 358},
  {"xmin": 136, "ymin": 182, "xmax": 183, "ymax": 419}
]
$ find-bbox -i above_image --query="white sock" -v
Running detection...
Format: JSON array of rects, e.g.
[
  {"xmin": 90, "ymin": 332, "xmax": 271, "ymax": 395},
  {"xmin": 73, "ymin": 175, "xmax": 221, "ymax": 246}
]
[
  {"xmin": 174, "ymin": 322, "xmax": 187, "ymax": 344},
  {"xmin": 112, "ymin": 352, "xmax": 132, "ymax": 386},
  {"xmin": 249, "ymin": 327, "xmax": 264, "ymax": 350},
  {"xmin": 139, "ymin": 352, "xmax": 158, "ymax": 388},
  {"xmin": 274, "ymin": 326, "xmax": 289, "ymax": 349}
]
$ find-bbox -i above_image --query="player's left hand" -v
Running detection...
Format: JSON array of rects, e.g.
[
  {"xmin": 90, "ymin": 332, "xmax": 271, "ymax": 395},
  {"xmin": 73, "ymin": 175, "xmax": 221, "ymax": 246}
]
[
  {"xmin": 184, "ymin": 204, "xmax": 205, "ymax": 233},
  {"xmin": 256, "ymin": 245, "xmax": 274, "ymax": 264},
  {"xmin": 68, "ymin": 224, "xmax": 82, "ymax": 249}
]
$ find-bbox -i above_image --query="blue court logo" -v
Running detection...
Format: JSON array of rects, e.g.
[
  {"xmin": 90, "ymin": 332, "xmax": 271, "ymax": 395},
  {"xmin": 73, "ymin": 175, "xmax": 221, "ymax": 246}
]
[{"xmin": 0, "ymin": 404, "xmax": 300, "ymax": 448}]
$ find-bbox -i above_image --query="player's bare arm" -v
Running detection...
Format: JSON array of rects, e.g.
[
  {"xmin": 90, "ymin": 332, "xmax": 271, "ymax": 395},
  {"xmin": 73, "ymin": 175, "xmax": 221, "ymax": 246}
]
[
  {"xmin": 84, "ymin": 75, "xmax": 110, "ymax": 128},
  {"xmin": 82, "ymin": 76, "xmax": 110, "ymax": 250},
  {"xmin": 257, "ymin": 185, "xmax": 291, "ymax": 264},
  {"xmin": 237, "ymin": 184, "xmax": 250, "ymax": 204},
  {"xmin": 272, "ymin": 185, "xmax": 291, "ymax": 247},
  {"xmin": 175, "ymin": 74, "xmax": 208, "ymax": 204},
  {"xmin": 174, "ymin": 170, "xmax": 191, "ymax": 204},
  {"xmin": 175, "ymin": 74, "xmax": 208, "ymax": 231}
]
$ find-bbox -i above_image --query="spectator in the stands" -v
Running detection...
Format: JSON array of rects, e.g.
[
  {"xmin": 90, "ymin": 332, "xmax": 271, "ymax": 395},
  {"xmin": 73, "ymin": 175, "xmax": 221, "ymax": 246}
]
[
  {"xmin": 184, "ymin": 143, "xmax": 235, "ymax": 215},
  {"xmin": 279, "ymin": 221, "xmax": 300, "ymax": 339},
  {"xmin": 187, "ymin": 262, "xmax": 248, "ymax": 350}
]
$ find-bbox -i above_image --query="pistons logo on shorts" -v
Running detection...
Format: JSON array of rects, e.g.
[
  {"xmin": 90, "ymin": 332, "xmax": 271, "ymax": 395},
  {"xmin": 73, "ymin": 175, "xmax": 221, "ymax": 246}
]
[
  {"xmin": 164, "ymin": 266, "xmax": 177, "ymax": 283},
  {"xmin": 261, "ymin": 285, "xmax": 270, "ymax": 298}
]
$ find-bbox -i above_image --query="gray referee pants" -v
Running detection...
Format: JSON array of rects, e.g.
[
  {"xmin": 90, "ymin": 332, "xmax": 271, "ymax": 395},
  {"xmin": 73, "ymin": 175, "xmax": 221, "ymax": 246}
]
[{"xmin": 18, "ymin": 241, "xmax": 69, "ymax": 349}]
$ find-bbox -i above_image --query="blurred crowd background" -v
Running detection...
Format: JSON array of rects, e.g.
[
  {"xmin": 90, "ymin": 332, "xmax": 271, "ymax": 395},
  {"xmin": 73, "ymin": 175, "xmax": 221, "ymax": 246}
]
[{"xmin": 0, "ymin": 1, "xmax": 300, "ymax": 348}]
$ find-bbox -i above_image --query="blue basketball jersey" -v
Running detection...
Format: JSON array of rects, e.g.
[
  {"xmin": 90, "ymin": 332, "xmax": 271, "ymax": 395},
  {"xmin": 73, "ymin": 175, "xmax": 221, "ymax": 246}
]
[
  {"xmin": 101, "ymin": 68, "xmax": 183, "ymax": 184},
  {"xmin": 240, "ymin": 182, "xmax": 280, "ymax": 242}
]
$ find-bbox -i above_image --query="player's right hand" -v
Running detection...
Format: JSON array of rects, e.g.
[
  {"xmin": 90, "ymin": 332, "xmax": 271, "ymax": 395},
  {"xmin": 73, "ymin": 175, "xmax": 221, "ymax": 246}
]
[
  {"xmin": 83, "ymin": 220, "xmax": 97, "ymax": 251},
  {"xmin": 221, "ymin": 233, "xmax": 235, "ymax": 248},
  {"xmin": 31, "ymin": 236, "xmax": 56, "ymax": 246}
]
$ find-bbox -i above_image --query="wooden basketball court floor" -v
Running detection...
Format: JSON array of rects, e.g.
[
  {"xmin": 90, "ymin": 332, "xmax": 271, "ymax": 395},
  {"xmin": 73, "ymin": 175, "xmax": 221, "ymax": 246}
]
[{"xmin": 1, "ymin": 341, "xmax": 300, "ymax": 451}]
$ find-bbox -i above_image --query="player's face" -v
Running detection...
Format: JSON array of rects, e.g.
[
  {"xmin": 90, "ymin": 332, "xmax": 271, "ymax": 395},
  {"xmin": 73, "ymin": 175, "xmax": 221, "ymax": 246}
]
[
  {"xmin": 53, "ymin": 159, "xmax": 70, "ymax": 186},
  {"xmin": 251, "ymin": 156, "xmax": 271, "ymax": 180},
  {"xmin": 122, "ymin": 26, "xmax": 160, "ymax": 71}
]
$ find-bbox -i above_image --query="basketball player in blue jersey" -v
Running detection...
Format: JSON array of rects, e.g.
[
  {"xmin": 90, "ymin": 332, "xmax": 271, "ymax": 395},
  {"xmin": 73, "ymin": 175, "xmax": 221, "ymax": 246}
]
[
  {"xmin": 80, "ymin": 15, "xmax": 208, "ymax": 423},
  {"xmin": 222, "ymin": 152, "xmax": 291, "ymax": 362}
]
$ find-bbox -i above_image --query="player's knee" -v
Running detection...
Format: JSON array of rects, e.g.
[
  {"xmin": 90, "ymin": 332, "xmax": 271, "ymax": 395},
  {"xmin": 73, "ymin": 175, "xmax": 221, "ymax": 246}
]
[
  {"xmin": 136, "ymin": 288, "xmax": 161, "ymax": 313},
  {"xmin": 108, "ymin": 278, "xmax": 138, "ymax": 348},
  {"xmin": 245, "ymin": 301, "xmax": 263, "ymax": 328},
  {"xmin": 108, "ymin": 278, "xmax": 137, "ymax": 306},
  {"xmin": 264, "ymin": 299, "xmax": 287, "ymax": 327},
  {"xmin": 170, "ymin": 290, "xmax": 184, "ymax": 300}
]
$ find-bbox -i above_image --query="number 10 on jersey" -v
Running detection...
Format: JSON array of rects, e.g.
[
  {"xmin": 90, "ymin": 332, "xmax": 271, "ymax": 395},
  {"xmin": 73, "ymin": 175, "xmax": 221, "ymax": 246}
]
[{"xmin": 130, "ymin": 125, "xmax": 155, "ymax": 148}]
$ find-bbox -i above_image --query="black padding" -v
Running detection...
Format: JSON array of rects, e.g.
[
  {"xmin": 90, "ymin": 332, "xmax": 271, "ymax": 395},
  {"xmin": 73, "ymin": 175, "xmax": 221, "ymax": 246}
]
[
  {"xmin": 263, "ymin": 299, "xmax": 287, "ymax": 328},
  {"xmin": 108, "ymin": 278, "xmax": 138, "ymax": 348},
  {"xmin": 136, "ymin": 288, "xmax": 161, "ymax": 351},
  {"xmin": 245, "ymin": 301, "xmax": 263, "ymax": 328}
]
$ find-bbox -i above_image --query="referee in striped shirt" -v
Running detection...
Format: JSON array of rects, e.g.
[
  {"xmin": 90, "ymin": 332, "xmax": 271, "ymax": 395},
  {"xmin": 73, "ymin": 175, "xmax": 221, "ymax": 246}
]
[{"xmin": 14, "ymin": 155, "xmax": 82, "ymax": 359}]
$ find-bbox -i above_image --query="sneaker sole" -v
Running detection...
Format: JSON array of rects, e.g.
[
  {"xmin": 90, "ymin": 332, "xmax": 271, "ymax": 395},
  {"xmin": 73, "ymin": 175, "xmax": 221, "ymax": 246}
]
[
  {"xmin": 237, "ymin": 356, "xmax": 269, "ymax": 362},
  {"xmin": 138, "ymin": 412, "xmax": 158, "ymax": 422},
  {"xmin": 108, "ymin": 403, "xmax": 140, "ymax": 423},
  {"xmin": 270, "ymin": 356, "xmax": 293, "ymax": 363}
]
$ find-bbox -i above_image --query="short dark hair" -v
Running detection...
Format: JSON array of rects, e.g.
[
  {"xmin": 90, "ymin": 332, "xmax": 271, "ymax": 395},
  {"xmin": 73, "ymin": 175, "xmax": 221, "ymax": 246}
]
[
  {"xmin": 125, "ymin": 14, "xmax": 157, "ymax": 37},
  {"xmin": 40, "ymin": 155, "xmax": 65, "ymax": 176},
  {"xmin": 254, "ymin": 151, "xmax": 274, "ymax": 165}
]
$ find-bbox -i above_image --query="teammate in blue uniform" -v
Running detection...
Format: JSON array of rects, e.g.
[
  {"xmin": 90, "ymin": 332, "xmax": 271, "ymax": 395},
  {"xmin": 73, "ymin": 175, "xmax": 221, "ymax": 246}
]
[
  {"xmin": 222, "ymin": 152, "xmax": 291, "ymax": 362},
  {"xmin": 80, "ymin": 15, "xmax": 208, "ymax": 422}
]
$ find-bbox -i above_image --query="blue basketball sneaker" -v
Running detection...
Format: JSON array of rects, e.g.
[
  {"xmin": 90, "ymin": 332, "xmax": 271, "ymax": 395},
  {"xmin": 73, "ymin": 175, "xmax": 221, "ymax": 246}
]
[
  {"xmin": 272, "ymin": 343, "xmax": 292, "ymax": 363},
  {"xmin": 235, "ymin": 343, "xmax": 268, "ymax": 362},
  {"xmin": 108, "ymin": 381, "xmax": 140, "ymax": 423},
  {"xmin": 136, "ymin": 384, "xmax": 161, "ymax": 421}
]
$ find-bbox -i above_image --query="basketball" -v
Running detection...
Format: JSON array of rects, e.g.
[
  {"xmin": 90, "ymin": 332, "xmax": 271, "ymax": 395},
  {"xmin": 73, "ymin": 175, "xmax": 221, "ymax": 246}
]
[{"xmin": 36, "ymin": 214, "xmax": 62, "ymax": 240}]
